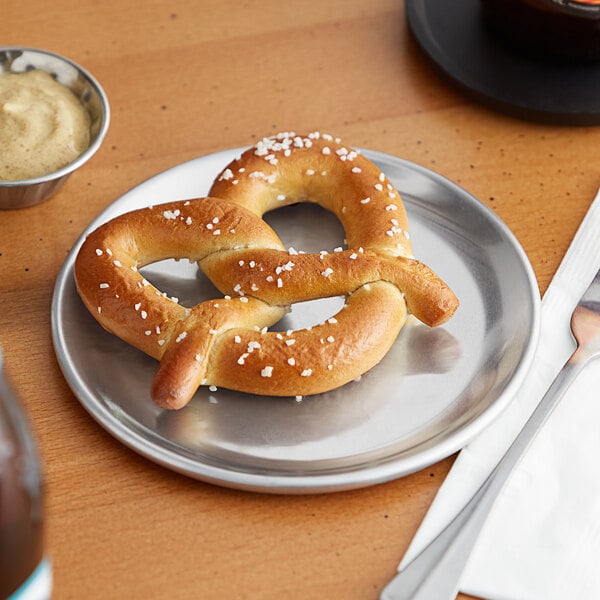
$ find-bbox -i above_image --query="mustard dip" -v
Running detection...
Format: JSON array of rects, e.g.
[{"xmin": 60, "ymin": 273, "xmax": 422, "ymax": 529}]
[{"xmin": 0, "ymin": 69, "xmax": 91, "ymax": 180}]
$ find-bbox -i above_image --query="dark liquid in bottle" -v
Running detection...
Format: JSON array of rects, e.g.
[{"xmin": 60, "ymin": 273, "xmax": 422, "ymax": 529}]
[
  {"xmin": 0, "ymin": 359, "xmax": 46, "ymax": 599},
  {"xmin": 0, "ymin": 462, "xmax": 44, "ymax": 597}
]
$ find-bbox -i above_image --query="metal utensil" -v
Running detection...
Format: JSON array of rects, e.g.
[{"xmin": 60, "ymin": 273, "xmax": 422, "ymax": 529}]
[{"xmin": 381, "ymin": 268, "xmax": 600, "ymax": 600}]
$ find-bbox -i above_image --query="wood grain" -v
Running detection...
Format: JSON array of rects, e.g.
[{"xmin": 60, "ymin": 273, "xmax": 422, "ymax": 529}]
[{"xmin": 2, "ymin": 1, "xmax": 599, "ymax": 598}]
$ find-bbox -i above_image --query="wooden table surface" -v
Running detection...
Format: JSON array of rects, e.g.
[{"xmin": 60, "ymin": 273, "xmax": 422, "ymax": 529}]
[{"xmin": 2, "ymin": 2, "xmax": 599, "ymax": 599}]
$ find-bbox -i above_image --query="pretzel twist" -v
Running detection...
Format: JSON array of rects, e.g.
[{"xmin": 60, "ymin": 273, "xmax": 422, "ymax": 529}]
[{"xmin": 75, "ymin": 132, "xmax": 458, "ymax": 409}]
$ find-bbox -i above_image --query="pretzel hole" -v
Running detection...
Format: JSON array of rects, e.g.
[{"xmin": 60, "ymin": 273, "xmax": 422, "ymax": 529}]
[
  {"xmin": 263, "ymin": 202, "xmax": 345, "ymax": 254},
  {"xmin": 139, "ymin": 258, "xmax": 220, "ymax": 308},
  {"xmin": 271, "ymin": 295, "xmax": 346, "ymax": 332}
]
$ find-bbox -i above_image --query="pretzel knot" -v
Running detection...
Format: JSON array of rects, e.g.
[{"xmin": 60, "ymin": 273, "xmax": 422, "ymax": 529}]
[{"xmin": 75, "ymin": 132, "xmax": 458, "ymax": 409}]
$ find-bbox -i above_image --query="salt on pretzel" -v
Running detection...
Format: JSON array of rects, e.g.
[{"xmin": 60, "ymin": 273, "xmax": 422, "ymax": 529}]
[{"xmin": 75, "ymin": 132, "xmax": 458, "ymax": 409}]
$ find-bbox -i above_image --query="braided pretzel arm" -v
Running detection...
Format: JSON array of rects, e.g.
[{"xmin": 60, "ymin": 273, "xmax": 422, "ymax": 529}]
[{"xmin": 201, "ymin": 248, "xmax": 454, "ymax": 328}]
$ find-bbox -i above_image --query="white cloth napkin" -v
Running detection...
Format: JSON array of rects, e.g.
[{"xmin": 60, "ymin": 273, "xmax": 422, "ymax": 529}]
[{"xmin": 399, "ymin": 187, "xmax": 600, "ymax": 600}]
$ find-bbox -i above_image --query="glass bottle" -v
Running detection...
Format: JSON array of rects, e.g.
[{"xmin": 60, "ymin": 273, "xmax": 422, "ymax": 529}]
[{"xmin": 0, "ymin": 348, "xmax": 51, "ymax": 599}]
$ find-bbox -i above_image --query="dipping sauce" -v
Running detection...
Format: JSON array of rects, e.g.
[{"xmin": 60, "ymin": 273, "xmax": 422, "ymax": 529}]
[{"xmin": 0, "ymin": 69, "xmax": 91, "ymax": 181}]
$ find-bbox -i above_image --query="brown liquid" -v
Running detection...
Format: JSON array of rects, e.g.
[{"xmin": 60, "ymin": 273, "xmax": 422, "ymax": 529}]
[
  {"xmin": 0, "ymin": 366, "xmax": 45, "ymax": 598},
  {"xmin": 0, "ymin": 463, "xmax": 44, "ymax": 597}
]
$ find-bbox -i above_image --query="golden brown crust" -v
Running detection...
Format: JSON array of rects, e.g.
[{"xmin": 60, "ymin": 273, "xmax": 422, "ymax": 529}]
[
  {"xmin": 75, "ymin": 132, "xmax": 459, "ymax": 409},
  {"xmin": 209, "ymin": 132, "xmax": 412, "ymax": 258},
  {"xmin": 207, "ymin": 282, "xmax": 407, "ymax": 397}
]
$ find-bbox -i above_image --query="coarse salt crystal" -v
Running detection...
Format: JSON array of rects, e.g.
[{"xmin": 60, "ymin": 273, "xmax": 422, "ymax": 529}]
[{"xmin": 261, "ymin": 366, "xmax": 274, "ymax": 377}]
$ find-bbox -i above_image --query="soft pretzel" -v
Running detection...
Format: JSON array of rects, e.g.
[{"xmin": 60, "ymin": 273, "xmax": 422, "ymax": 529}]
[{"xmin": 75, "ymin": 132, "xmax": 458, "ymax": 409}]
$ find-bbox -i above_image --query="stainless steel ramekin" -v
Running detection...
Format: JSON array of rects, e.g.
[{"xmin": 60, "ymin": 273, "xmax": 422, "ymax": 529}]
[{"xmin": 0, "ymin": 47, "xmax": 110, "ymax": 209}]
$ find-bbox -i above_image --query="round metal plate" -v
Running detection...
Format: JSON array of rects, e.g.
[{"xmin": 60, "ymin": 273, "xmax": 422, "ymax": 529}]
[{"xmin": 51, "ymin": 148, "xmax": 540, "ymax": 493}]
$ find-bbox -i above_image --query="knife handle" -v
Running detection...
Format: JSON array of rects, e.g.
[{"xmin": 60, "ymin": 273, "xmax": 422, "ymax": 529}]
[{"xmin": 380, "ymin": 351, "xmax": 589, "ymax": 600}]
